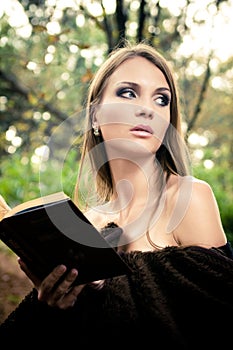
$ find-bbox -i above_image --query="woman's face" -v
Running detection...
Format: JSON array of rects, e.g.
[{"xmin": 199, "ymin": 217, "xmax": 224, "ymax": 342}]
[{"xmin": 95, "ymin": 56, "xmax": 171, "ymax": 154}]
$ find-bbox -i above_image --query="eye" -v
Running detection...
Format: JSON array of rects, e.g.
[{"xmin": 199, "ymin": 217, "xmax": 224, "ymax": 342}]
[
  {"xmin": 116, "ymin": 88, "xmax": 137, "ymax": 99},
  {"xmin": 155, "ymin": 94, "xmax": 171, "ymax": 107}
]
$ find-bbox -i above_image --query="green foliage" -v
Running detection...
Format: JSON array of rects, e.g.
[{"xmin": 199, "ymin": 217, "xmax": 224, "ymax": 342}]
[
  {"xmin": 193, "ymin": 163, "xmax": 233, "ymax": 244},
  {"xmin": 0, "ymin": 153, "xmax": 39, "ymax": 206},
  {"xmin": 0, "ymin": 148, "xmax": 80, "ymax": 208}
]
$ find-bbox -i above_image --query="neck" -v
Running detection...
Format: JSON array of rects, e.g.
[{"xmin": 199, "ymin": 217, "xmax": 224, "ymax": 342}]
[
  {"xmin": 108, "ymin": 153, "xmax": 164, "ymax": 218},
  {"xmin": 102, "ymin": 139, "xmax": 167, "ymax": 244}
]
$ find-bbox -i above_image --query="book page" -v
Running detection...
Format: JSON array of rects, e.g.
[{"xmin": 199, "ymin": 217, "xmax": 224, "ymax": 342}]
[
  {"xmin": 2, "ymin": 192, "xmax": 69, "ymax": 219},
  {"xmin": 0, "ymin": 195, "xmax": 11, "ymax": 221}
]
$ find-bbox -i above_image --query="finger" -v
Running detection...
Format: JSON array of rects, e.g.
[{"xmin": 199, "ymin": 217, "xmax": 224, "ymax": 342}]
[
  {"xmin": 38, "ymin": 264, "xmax": 68, "ymax": 301},
  {"xmin": 60, "ymin": 284, "xmax": 85, "ymax": 308},
  {"xmin": 50, "ymin": 268, "xmax": 79, "ymax": 303}
]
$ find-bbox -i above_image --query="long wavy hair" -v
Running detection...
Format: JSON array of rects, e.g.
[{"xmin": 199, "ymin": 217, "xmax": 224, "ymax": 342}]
[{"xmin": 75, "ymin": 42, "xmax": 190, "ymax": 206}]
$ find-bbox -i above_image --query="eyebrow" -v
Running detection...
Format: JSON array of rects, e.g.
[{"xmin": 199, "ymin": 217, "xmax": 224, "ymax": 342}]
[{"xmin": 116, "ymin": 81, "xmax": 171, "ymax": 95}]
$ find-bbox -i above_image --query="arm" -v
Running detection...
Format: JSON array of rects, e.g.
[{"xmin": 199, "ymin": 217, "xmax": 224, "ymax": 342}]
[{"xmin": 173, "ymin": 178, "xmax": 227, "ymax": 248}]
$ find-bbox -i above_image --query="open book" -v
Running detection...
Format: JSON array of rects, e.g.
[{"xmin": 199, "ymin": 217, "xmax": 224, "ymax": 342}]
[{"xmin": 0, "ymin": 192, "xmax": 131, "ymax": 285}]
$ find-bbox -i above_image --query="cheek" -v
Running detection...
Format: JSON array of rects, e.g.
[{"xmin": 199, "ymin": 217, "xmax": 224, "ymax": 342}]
[
  {"xmin": 100, "ymin": 125, "xmax": 119, "ymax": 141},
  {"xmin": 96, "ymin": 103, "xmax": 136, "ymax": 127},
  {"xmin": 150, "ymin": 114, "xmax": 170, "ymax": 142}
]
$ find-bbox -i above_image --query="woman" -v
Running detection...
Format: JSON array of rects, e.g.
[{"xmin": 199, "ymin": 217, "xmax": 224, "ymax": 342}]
[{"xmin": 1, "ymin": 42, "xmax": 233, "ymax": 347}]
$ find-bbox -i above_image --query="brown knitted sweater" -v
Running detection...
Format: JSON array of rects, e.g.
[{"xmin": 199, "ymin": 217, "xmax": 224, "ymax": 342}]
[{"xmin": 0, "ymin": 242, "xmax": 233, "ymax": 349}]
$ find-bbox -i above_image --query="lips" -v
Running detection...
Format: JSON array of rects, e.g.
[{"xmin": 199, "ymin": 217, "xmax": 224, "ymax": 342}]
[{"xmin": 130, "ymin": 124, "xmax": 154, "ymax": 134}]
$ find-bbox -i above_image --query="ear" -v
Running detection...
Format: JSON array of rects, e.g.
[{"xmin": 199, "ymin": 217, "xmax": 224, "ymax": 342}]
[
  {"xmin": 91, "ymin": 105, "xmax": 99, "ymax": 128},
  {"xmin": 92, "ymin": 120, "xmax": 99, "ymax": 129}
]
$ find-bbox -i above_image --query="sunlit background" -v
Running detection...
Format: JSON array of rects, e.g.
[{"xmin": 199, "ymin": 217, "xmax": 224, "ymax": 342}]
[
  {"xmin": 1, "ymin": 0, "xmax": 233, "ymax": 59},
  {"xmin": 0, "ymin": 0, "xmax": 232, "ymax": 190}
]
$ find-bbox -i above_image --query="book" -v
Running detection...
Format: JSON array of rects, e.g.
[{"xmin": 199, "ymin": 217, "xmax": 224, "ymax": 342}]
[{"xmin": 0, "ymin": 192, "xmax": 131, "ymax": 285}]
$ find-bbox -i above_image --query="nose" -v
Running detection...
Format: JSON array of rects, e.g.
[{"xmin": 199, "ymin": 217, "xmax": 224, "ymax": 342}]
[{"xmin": 135, "ymin": 106, "xmax": 154, "ymax": 119}]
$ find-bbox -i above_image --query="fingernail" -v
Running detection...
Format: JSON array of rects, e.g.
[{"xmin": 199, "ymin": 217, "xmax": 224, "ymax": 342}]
[
  {"xmin": 71, "ymin": 269, "xmax": 78, "ymax": 277},
  {"xmin": 57, "ymin": 265, "xmax": 66, "ymax": 273}
]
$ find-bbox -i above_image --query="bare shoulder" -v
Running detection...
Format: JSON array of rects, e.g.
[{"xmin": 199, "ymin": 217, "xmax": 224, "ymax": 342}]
[
  {"xmin": 189, "ymin": 177, "xmax": 215, "ymax": 200},
  {"xmin": 170, "ymin": 176, "xmax": 227, "ymax": 248},
  {"xmin": 166, "ymin": 175, "xmax": 203, "ymax": 214},
  {"xmin": 191, "ymin": 177, "xmax": 208, "ymax": 185},
  {"xmin": 170, "ymin": 175, "xmax": 214, "ymax": 201},
  {"xmin": 187, "ymin": 177, "xmax": 222, "ymax": 213}
]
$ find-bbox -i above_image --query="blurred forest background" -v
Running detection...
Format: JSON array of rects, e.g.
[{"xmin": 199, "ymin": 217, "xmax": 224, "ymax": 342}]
[{"xmin": 0, "ymin": 0, "xmax": 233, "ymax": 323}]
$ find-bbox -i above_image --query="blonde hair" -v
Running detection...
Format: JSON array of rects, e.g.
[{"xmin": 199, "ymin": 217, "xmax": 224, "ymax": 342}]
[{"xmin": 76, "ymin": 42, "xmax": 190, "ymax": 205}]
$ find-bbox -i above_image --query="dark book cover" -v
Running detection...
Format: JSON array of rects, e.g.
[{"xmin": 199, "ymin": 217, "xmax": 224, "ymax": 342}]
[{"xmin": 0, "ymin": 198, "xmax": 131, "ymax": 285}]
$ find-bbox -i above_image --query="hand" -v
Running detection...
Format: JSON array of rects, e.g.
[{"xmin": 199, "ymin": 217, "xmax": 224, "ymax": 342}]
[
  {"xmin": 18, "ymin": 258, "xmax": 105, "ymax": 309},
  {"xmin": 18, "ymin": 258, "xmax": 85, "ymax": 309}
]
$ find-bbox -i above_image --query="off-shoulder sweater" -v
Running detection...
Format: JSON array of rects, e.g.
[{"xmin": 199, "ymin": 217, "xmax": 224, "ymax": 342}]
[{"xmin": 0, "ymin": 241, "xmax": 233, "ymax": 349}]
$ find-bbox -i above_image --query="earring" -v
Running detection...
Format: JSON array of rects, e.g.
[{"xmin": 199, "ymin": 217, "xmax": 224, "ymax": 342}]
[{"xmin": 93, "ymin": 126, "xmax": 100, "ymax": 136}]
